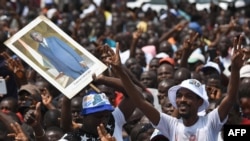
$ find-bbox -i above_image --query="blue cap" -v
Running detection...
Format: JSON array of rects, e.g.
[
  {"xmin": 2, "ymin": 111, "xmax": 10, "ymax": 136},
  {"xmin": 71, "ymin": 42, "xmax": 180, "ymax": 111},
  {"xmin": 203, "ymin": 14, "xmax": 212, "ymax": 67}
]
[
  {"xmin": 81, "ymin": 91, "xmax": 114, "ymax": 115},
  {"xmin": 189, "ymin": 22, "xmax": 202, "ymax": 35}
]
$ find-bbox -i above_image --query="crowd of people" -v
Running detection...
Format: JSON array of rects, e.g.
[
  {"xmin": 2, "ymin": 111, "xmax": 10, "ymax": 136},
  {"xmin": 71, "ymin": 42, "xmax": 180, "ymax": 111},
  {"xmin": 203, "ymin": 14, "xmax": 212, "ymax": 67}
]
[{"xmin": 1, "ymin": 0, "xmax": 250, "ymax": 141}]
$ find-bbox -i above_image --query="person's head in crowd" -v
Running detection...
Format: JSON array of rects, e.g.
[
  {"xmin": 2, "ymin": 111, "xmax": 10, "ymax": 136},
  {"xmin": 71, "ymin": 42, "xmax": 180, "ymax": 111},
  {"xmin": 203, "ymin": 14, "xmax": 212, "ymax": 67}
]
[
  {"xmin": 161, "ymin": 96, "xmax": 175, "ymax": 116},
  {"xmin": 97, "ymin": 84, "xmax": 116, "ymax": 107},
  {"xmin": 157, "ymin": 63, "xmax": 174, "ymax": 83},
  {"xmin": 0, "ymin": 97, "xmax": 18, "ymax": 113},
  {"xmin": 111, "ymin": 12, "xmax": 124, "ymax": 34},
  {"xmin": 205, "ymin": 74, "xmax": 223, "ymax": 100},
  {"xmin": 168, "ymin": 79, "xmax": 209, "ymax": 119},
  {"xmin": 58, "ymin": 13, "xmax": 72, "ymax": 35},
  {"xmin": 148, "ymin": 57, "xmax": 160, "ymax": 72},
  {"xmin": 45, "ymin": 126, "xmax": 64, "ymax": 141},
  {"xmin": 174, "ymin": 67, "xmax": 191, "ymax": 84},
  {"xmin": 157, "ymin": 79, "xmax": 176, "ymax": 104},
  {"xmin": 81, "ymin": 91, "xmax": 114, "ymax": 136},
  {"xmin": 142, "ymin": 90, "xmax": 154, "ymax": 105},
  {"xmin": 147, "ymin": 36, "xmax": 159, "ymax": 48},
  {"xmin": 125, "ymin": 21, "xmax": 137, "ymax": 33},
  {"xmin": 43, "ymin": 109, "xmax": 61, "ymax": 129},
  {"xmin": 54, "ymin": 94, "xmax": 64, "ymax": 112},
  {"xmin": 147, "ymin": 21, "xmax": 156, "ymax": 33},
  {"xmin": 114, "ymin": 32, "xmax": 132, "ymax": 52},
  {"xmin": 93, "ymin": 22, "xmax": 106, "ymax": 38},
  {"xmin": 147, "ymin": 22, "xmax": 158, "ymax": 37},
  {"xmin": 191, "ymin": 71, "xmax": 203, "ymax": 83},
  {"xmin": 71, "ymin": 96, "xmax": 83, "ymax": 123},
  {"xmin": 123, "ymin": 108, "xmax": 144, "ymax": 136},
  {"xmin": 77, "ymin": 22, "xmax": 91, "ymax": 39},
  {"xmin": 137, "ymin": 32, "xmax": 150, "ymax": 48},
  {"xmin": 159, "ymin": 56, "xmax": 175, "ymax": 68},
  {"xmin": 158, "ymin": 41, "xmax": 174, "ymax": 57},
  {"xmin": 157, "ymin": 79, "xmax": 176, "ymax": 115},
  {"xmin": 79, "ymin": 37, "xmax": 90, "ymax": 47},
  {"xmin": 201, "ymin": 61, "xmax": 221, "ymax": 79},
  {"xmin": 135, "ymin": 48, "xmax": 147, "ymax": 68},
  {"xmin": 0, "ymin": 111, "xmax": 22, "ymax": 141},
  {"xmin": 125, "ymin": 57, "xmax": 143, "ymax": 80},
  {"xmin": 140, "ymin": 70, "xmax": 157, "ymax": 88},
  {"xmin": 218, "ymin": 36, "xmax": 232, "ymax": 58},
  {"xmin": 241, "ymin": 77, "xmax": 250, "ymax": 85},
  {"xmin": 187, "ymin": 53, "xmax": 205, "ymax": 72},
  {"xmin": 18, "ymin": 83, "xmax": 42, "ymax": 115},
  {"xmin": 238, "ymin": 81, "xmax": 250, "ymax": 119},
  {"xmin": 188, "ymin": 21, "xmax": 202, "ymax": 35},
  {"xmin": 130, "ymin": 122, "xmax": 154, "ymax": 141}
]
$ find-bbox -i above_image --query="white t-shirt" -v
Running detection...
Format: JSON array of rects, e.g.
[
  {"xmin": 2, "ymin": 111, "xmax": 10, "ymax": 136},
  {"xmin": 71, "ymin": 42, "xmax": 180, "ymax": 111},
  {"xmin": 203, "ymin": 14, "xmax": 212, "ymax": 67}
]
[
  {"xmin": 112, "ymin": 107, "xmax": 126, "ymax": 141},
  {"xmin": 154, "ymin": 108, "xmax": 227, "ymax": 141}
]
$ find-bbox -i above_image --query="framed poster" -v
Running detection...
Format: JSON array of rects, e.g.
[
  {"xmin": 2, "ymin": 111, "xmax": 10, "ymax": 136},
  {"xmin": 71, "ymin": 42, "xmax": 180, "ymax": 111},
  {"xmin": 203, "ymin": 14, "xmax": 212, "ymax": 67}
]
[{"xmin": 4, "ymin": 15, "xmax": 107, "ymax": 99}]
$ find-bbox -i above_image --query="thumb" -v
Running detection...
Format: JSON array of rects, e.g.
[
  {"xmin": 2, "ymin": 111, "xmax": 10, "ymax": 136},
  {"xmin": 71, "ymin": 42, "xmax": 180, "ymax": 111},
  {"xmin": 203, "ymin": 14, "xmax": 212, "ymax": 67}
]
[{"xmin": 35, "ymin": 102, "xmax": 41, "ymax": 115}]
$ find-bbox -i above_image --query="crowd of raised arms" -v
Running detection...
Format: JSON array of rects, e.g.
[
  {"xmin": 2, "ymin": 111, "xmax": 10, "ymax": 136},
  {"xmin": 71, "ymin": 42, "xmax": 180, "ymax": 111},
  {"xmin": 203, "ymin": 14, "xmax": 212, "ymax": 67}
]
[{"xmin": 1, "ymin": 0, "xmax": 250, "ymax": 141}]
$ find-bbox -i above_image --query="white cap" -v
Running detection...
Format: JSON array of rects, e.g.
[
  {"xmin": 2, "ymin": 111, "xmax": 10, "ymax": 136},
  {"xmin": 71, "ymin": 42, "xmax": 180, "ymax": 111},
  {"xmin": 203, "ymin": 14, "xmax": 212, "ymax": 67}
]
[
  {"xmin": 168, "ymin": 79, "xmax": 209, "ymax": 112},
  {"xmin": 202, "ymin": 61, "xmax": 221, "ymax": 74},
  {"xmin": 188, "ymin": 53, "xmax": 205, "ymax": 64},
  {"xmin": 155, "ymin": 52, "xmax": 169, "ymax": 59},
  {"xmin": 240, "ymin": 65, "xmax": 250, "ymax": 78}
]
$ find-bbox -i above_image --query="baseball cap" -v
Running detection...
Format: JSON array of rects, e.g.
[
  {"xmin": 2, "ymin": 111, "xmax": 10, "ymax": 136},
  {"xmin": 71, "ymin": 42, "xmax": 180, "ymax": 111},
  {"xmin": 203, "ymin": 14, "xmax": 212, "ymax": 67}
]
[
  {"xmin": 189, "ymin": 22, "xmax": 202, "ymax": 35},
  {"xmin": 188, "ymin": 53, "xmax": 205, "ymax": 64},
  {"xmin": 18, "ymin": 84, "xmax": 41, "ymax": 101},
  {"xmin": 81, "ymin": 91, "xmax": 114, "ymax": 115},
  {"xmin": 159, "ymin": 57, "xmax": 175, "ymax": 66},
  {"xmin": 240, "ymin": 65, "xmax": 250, "ymax": 78},
  {"xmin": 201, "ymin": 61, "xmax": 221, "ymax": 74},
  {"xmin": 168, "ymin": 79, "xmax": 209, "ymax": 112}
]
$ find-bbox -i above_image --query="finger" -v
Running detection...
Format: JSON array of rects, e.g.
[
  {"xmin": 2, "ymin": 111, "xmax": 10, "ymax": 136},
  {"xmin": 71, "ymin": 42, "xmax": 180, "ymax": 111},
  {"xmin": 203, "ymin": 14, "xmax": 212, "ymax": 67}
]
[
  {"xmin": 238, "ymin": 34, "xmax": 243, "ymax": 50},
  {"xmin": 7, "ymin": 133, "xmax": 16, "ymax": 137},
  {"xmin": 34, "ymin": 102, "xmax": 41, "ymax": 117},
  {"xmin": 10, "ymin": 123, "xmax": 18, "ymax": 133},
  {"xmin": 14, "ymin": 122, "xmax": 23, "ymax": 133},
  {"xmin": 97, "ymin": 126, "xmax": 104, "ymax": 138},
  {"xmin": 191, "ymin": 32, "xmax": 199, "ymax": 42},
  {"xmin": 233, "ymin": 37, "xmax": 238, "ymax": 53}
]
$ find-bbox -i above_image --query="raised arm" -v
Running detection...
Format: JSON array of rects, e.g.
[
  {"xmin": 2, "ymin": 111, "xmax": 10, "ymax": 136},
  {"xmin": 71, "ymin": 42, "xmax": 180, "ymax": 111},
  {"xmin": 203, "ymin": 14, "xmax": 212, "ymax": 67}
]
[
  {"xmin": 218, "ymin": 35, "xmax": 245, "ymax": 121},
  {"xmin": 108, "ymin": 43, "xmax": 160, "ymax": 125}
]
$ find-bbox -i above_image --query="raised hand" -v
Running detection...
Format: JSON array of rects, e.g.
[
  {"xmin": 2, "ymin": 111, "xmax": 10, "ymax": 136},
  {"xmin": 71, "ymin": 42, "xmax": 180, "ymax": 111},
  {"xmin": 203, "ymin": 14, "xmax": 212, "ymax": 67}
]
[
  {"xmin": 97, "ymin": 44, "xmax": 115, "ymax": 65},
  {"xmin": 24, "ymin": 102, "xmax": 42, "ymax": 127},
  {"xmin": 0, "ymin": 52, "xmax": 25, "ymax": 78},
  {"xmin": 41, "ymin": 88, "xmax": 55, "ymax": 110},
  {"xmin": 132, "ymin": 27, "xmax": 143, "ymax": 40},
  {"xmin": 7, "ymin": 122, "xmax": 29, "ymax": 141},
  {"xmin": 107, "ymin": 43, "xmax": 121, "ymax": 69},
  {"xmin": 231, "ymin": 35, "xmax": 245, "ymax": 70},
  {"xmin": 97, "ymin": 123, "xmax": 116, "ymax": 141}
]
